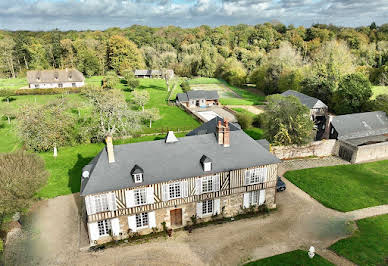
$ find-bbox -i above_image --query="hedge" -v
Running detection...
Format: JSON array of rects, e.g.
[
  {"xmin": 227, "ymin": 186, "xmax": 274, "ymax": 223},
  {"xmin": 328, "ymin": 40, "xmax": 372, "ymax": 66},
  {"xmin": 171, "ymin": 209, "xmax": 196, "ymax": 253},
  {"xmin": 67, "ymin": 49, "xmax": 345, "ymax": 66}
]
[{"xmin": 13, "ymin": 87, "xmax": 82, "ymax": 96}]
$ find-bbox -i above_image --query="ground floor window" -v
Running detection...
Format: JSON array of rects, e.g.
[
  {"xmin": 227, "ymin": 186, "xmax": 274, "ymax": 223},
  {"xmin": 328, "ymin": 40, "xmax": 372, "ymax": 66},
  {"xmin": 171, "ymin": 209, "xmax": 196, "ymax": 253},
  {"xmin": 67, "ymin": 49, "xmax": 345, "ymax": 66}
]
[
  {"xmin": 72, "ymin": 83, "xmax": 76, "ymax": 87},
  {"xmin": 58, "ymin": 83, "xmax": 63, "ymax": 88},
  {"xmin": 97, "ymin": 219, "xmax": 111, "ymax": 236},
  {"xmin": 136, "ymin": 212, "xmax": 149, "ymax": 228},
  {"xmin": 202, "ymin": 199, "xmax": 213, "ymax": 215},
  {"xmin": 249, "ymin": 190, "xmax": 260, "ymax": 206}
]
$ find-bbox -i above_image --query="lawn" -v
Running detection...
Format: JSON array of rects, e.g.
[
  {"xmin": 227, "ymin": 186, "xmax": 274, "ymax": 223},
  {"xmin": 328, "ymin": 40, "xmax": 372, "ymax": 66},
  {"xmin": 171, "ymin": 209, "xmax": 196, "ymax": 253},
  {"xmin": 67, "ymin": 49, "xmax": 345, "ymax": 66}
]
[
  {"xmin": 0, "ymin": 78, "xmax": 28, "ymax": 89},
  {"xmin": 244, "ymin": 250, "xmax": 334, "ymax": 266},
  {"xmin": 371, "ymin": 85, "xmax": 388, "ymax": 99},
  {"xmin": 329, "ymin": 214, "xmax": 388, "ymax": 265},
  {"xmin": 284, "ymin": 160, "xmax": 388, "ymax": 212},
  {"xmin": 37, "ymin": 133, "xmax": 187, "ymax": 198}
]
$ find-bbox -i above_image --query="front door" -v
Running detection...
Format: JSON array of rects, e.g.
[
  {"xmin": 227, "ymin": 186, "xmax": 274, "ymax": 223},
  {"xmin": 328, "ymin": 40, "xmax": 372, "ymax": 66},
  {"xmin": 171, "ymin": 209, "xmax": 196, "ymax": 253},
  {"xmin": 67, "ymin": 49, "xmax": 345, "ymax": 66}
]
[{"xmin": 170, "ymin": 208, "xmax": 182, "ymax": 226}]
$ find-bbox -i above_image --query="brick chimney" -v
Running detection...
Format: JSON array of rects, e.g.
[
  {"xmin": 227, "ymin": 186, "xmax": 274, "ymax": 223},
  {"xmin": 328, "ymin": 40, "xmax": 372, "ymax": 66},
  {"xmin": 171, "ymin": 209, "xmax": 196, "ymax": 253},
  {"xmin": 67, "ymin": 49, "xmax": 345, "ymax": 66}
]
[
  {"xmin": 217, "ymin": 120, "xmax": 224, "ymax": 145},
  {"xmin": 105, "ymin": 135, "xmax": 115, "ymax": 163},
  {"xmin": 223, "ymin": 120, "xmax": 230, "ymax": 147}
]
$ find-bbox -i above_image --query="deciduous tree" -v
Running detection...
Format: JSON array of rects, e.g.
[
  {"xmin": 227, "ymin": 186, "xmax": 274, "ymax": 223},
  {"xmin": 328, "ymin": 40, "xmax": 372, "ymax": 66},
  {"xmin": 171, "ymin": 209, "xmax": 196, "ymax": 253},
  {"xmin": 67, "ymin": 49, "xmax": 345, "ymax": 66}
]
[
  {"xmin": 142, "ymin": 108, "xmax": 161, "ymax": 128},
  {"xmin": 131, "ymin": 90, "xmax": 150, "ymax": 111}
]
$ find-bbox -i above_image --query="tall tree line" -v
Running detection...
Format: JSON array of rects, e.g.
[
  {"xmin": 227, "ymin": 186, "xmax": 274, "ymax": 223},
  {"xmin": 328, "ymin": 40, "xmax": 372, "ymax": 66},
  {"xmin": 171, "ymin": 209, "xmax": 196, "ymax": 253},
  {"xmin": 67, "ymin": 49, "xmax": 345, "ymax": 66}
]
[{"xmin": 0, "ymin": 22, "xmax": 388, "ymax": 86}]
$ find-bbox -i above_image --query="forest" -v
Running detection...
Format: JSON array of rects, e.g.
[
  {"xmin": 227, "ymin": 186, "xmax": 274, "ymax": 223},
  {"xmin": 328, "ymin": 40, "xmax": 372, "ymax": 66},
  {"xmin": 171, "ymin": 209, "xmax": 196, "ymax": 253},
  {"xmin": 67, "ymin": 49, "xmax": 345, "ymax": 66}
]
[{"xmin": 0, "ymin": 22, "xmax": 388, "ymax": 112}]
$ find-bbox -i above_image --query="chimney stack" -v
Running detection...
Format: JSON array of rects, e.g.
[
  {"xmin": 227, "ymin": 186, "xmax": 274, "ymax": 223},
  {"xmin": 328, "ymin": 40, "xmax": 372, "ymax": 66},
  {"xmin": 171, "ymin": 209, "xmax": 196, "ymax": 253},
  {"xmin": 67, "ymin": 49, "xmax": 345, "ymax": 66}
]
[
  {"xmin": 106, "ymin": 135, "xmax": 115, "ymax": 163},
  {"xmin": 223, "ymin": 119, "xmax": 230, "ymax": 147},
  {"xmin": 217, "ymin": 120, "xmax": 224, "ymax": 145}
]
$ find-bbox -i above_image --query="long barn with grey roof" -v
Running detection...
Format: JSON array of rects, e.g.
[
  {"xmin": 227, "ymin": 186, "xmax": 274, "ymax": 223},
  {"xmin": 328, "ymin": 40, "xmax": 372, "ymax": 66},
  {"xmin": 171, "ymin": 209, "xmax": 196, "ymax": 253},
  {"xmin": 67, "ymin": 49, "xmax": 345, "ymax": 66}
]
[
  {"xmin": 27, "ymin": 69, "xmax": 85, "ymax": 89},
  {"xmin": 176, "ymin": 90, "xmax": 219, "ymax": 108},
  {"xmin": 81, "ymin": 120, "xmax": 280, "ymax": 246}
]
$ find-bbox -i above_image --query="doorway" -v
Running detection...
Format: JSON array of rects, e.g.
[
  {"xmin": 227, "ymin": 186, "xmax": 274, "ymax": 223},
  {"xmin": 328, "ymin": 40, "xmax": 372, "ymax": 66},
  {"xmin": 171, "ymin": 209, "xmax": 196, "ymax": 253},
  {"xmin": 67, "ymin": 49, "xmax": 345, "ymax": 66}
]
[{"xmin": 170, "ymin": 208, "xmax": 182, "ymax": 226}]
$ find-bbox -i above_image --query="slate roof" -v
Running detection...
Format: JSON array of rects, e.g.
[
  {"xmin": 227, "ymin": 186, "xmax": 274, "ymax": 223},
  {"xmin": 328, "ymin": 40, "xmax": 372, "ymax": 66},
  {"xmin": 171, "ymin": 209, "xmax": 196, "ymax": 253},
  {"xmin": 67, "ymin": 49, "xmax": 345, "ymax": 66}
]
[
  {"xmin": 80, "ymin": 130, "xmax": 280, "ymax": 196},
  {"xmin": 27, "ymin": 69, "xmax": 84, "ymax": 84},
  {"xmin": 176, "ymin": 90, "xmax": 219, "ymax": 102},
  {"xmin": 281, "ymin": 90, "xmax": 327, "ymax": 109},
  {"xmin": 186, "ymin": 117, "xmax": 240, "ymax": 136},
  {"xmin": 256, "ymin": 139, "xmax": 270, "ymax": 151},
  {"xmin": 331, "ymin": 111, "xmax": 388, "ymax": 140}
]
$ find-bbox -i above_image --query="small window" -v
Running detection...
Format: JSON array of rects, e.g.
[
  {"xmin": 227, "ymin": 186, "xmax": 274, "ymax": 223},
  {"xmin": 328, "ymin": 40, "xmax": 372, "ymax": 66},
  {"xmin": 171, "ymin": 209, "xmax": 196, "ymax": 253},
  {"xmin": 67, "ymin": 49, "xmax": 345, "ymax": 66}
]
[
  {"xmin": 168, "ymin": 182, "xmax": 181, "ymax": 199},
  {"xmin": 97, "ymin": 219, "xmax": 111, "ymax": 236},
  {"xmin": 133, "ymin": 173, "xmax": 143, "ymax": 183},
  {"xmin": 202, "ymin": 176, "xmax": 213, "ymax": 193},
  {"xmin": 35, "ymin": 84, "xmax": 40, "ymax": 88},
  {"xmin": 136, "ymin": 212, "xmax": 149, "ymax": 228},
  {"xmin": 134, "ymin": 188, "xmax": 146, "ymax": 206},
  {"xmin": 72, "ymin": 83, "xmax": 76, "ymax": 87},
  {"xmin": 202, "ymin": 199, "xmax": 213, "ymax": 215},
  {"xmin": 58, "ymin": 83, "xmax": 63, "ymax": 88},
  {"xmin": 204, "ymin": 162, "xmax": 211, "ymax": 171},
  {"xmin": 249, "ymin": 190, "xmax": 260, "ymax": 206}
]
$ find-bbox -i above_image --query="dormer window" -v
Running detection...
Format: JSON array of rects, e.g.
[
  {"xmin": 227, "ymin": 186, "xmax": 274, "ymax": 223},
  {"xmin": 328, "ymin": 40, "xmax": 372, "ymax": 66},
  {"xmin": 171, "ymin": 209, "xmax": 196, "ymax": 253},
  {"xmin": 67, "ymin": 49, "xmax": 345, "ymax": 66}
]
[
  {"xmin": 200, "ymin": 155, "xmax": 212, "ymax": 172},
  {"xmin": 134, "ymin": 173, "xmax": 143, "ymax": 183},
  {"xmin": 131, "ymin": 164, "xmax": 144, "ymax": 183}
]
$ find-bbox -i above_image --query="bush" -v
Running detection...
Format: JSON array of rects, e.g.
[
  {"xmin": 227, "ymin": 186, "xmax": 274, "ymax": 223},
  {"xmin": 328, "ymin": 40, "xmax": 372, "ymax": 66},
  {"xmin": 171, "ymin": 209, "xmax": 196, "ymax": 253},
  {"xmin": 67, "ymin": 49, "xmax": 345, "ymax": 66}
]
[
  {"xmin": 14, "ymin": 87, "xmax": 81, "ymax": 96},
  {"xmin": 180, "ymin": 81, "xmax": 191, "ymax": 93},
  {"xmin": 252, "ymin": 114, "xmax": 264, "ymax": 128},
  {"xmin": 236, "ymin": 113, "xmax": 252, "ymax": 129}
]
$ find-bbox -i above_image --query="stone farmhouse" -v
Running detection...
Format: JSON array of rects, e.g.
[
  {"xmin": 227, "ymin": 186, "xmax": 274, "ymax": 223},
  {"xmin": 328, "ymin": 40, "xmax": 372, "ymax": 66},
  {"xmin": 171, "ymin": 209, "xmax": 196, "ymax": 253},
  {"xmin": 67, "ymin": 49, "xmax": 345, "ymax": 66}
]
[
  {"xmin": 329, "ymin": 111, "xmax": 388, "ymax": 162},
  {"xmin": 27, "ymin": 69, "xmax": 85, "ymax": 89},
  {"xmin": 176, "ymin": 90, "xmax": 219, "ymax": 108},
  {"xmin": 281, "ymin": 90, "xmax": 328, "ymax": 140},
  {"xmin": 80, "ymin": 118, "xmax": 280, "ymax": 245},
  {"xmin": 134, "ymin": 69, "xmax": 174, "ymax": 79}
]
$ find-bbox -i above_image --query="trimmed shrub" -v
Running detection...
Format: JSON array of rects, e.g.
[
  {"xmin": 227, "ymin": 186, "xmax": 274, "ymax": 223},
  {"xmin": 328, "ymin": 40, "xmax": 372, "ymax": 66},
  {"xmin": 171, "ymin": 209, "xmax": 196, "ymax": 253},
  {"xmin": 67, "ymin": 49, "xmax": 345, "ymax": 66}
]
[{"xmin": 236, "ymin": 113, "xmax": 252, "ymax": 129}]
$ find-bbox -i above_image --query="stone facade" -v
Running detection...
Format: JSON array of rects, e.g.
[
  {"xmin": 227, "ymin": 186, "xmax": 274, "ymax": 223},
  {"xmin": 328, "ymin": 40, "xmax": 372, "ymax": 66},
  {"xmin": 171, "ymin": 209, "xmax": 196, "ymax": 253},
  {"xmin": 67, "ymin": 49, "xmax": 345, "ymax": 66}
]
[{"xmin": 92, "ymin": 187, "xmax": 276, "ymax": 245}]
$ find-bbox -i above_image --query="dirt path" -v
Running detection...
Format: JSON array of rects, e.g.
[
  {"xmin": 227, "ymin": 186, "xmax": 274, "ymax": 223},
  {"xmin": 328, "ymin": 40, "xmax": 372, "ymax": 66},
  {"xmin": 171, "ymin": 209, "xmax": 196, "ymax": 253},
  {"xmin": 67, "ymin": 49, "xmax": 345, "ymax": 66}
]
[{"xmin": 6, "ymin": 156, "xmax": 388, "ymax": 266}]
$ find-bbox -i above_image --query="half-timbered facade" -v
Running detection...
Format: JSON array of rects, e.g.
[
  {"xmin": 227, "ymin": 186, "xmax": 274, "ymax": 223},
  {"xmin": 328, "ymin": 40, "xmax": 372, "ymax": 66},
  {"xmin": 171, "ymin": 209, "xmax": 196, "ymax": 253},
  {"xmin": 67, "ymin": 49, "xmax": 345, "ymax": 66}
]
[{"xmin": 81, "ymin": 119, "xmax": 280, "ymax": 245}]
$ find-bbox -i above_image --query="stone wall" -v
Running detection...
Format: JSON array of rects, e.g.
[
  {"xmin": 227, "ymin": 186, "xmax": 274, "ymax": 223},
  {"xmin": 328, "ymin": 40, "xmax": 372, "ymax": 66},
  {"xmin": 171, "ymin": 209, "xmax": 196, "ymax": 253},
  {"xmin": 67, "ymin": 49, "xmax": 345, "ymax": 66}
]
[
  {"xmin": 271, "ymin": 139, "xmax": 339, "ymax": 160},
  {"xmin": 350, "ymin": 141, "xmax": 388, "ymax": 163}
]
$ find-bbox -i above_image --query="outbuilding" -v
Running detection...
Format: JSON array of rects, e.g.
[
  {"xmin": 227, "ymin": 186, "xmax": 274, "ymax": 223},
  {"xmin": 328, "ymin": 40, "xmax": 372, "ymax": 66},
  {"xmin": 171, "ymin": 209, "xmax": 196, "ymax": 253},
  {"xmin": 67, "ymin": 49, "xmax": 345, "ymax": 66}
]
[{"xmin": 27, "ymin": 69, "xmax": 85, "ymax": 89}]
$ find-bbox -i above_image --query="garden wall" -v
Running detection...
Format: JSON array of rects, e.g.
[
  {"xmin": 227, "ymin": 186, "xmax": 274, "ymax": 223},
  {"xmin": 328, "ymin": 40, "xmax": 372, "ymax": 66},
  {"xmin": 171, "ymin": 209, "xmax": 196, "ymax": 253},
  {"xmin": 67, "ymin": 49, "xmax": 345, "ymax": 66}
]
[
  {"xmin": 271, "ymin": 139, "xmax": 339, "ymax": 160},
  {"xmin": 350, "ymin": 141, "xmax": 388, "ymax": 163}
]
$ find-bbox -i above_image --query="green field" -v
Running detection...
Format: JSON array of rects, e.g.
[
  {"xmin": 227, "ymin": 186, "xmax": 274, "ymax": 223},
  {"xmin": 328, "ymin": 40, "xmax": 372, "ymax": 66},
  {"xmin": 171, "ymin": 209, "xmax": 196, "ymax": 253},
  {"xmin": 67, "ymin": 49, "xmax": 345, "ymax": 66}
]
[
  {"xmin": 244, "ymin": 250, "xmax": 334, "ymax": 266},
  {"xmin": 372, "ymin": 85, "xmax": 388, "ymax": 99},
  {"xmin": 284, "ymin": 160, "xmax": 388, "ymax": 212},
  {"xmin": 329, "ymin": 214, "xmax": 388, "ymax": 265}
]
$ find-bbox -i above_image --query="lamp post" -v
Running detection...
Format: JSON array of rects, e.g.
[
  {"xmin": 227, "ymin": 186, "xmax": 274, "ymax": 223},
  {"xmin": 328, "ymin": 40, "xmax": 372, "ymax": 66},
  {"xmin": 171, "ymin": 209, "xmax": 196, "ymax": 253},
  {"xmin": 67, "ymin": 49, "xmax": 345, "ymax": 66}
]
[{"xmin": 308, "ymin": 246, "xmax": 315, "ymax": 259}]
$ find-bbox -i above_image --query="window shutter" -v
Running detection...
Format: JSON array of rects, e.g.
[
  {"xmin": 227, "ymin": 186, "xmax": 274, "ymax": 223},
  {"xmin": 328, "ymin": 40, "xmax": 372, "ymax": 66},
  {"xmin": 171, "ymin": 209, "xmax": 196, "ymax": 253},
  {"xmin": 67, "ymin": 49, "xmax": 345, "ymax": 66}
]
[
  {"xmin": 244, "ymin": 170, "xmax": 251, "ymax": 185},
  {"xmin": 243, "ymin": 192, "xmax": 250, "ymax": 208},
  {"xmin": 127, "ymin": 215, "xmax": 137, "ymax": 232},
  {"xmin": 181, "ymin": 181, "xmax": 188, "ymax": 198},
  {"xmin": 88, "ymin": 222, "xmax": 99, "ymax": 241},
  {"xmin": 213, "ymin": 199, "xmax": 220, "ymax": 215},
  {"xmin": 125, "ymin": 190, "xmax": 135, "ymax": 208},
  {"xmin": 196, "ymin": 178, "xmax": 202, "ymax": 195},
  {"xmin": 108, "ymin": 192, "xmax": 117, "ymax": 211},
  {"xmin": 213, "ymin": 175, "xmax": 220, "ymax": 192},
  {"xmin": 111, "ymin": 218, "xmax": 120, "ymax": 236},
  {"xmin": 262, "ymin": 167, "xmax": 268, "ymax": 183},
  {"xmin": 162, "ymin": 184, "xmax": 169, "ymax": 201},
  {"xmin": 259, "ymin": 189, "xmax": 266, "ymax": 205},
  {"xmin": 148, "ymin": 211, "xmax": 156, "ymax": 228},
  {"xmin": 146, "ymin": 187, "xmax": 155, "ymax": 204},
  {"xmin": 196, "ymin": 202, "xmax": 203, "ymax": 218}
]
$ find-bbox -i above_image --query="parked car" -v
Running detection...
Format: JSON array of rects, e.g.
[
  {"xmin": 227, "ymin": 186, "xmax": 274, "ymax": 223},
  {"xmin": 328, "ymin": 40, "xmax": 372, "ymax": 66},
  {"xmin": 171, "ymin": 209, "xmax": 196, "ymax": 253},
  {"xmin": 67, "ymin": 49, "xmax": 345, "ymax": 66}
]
[{"xmin": 276, "ymin": 176, "xmax": 286, "ymax": 192}]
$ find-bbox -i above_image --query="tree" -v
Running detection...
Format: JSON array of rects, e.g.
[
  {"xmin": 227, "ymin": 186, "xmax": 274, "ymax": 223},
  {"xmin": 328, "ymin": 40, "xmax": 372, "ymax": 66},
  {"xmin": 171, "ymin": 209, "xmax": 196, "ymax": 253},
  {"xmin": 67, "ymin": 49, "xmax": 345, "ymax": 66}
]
[
  {"xmin": 373, "ymin": 94, "xmax": 388, "ymax": 114},
  {"xmin": 83, "ymin": 87, "xmax": 141, "ymax": 138},
  {"xmin": 131, "ymin": 90, "xmax": 150, "ymax": 112},
  {"xmin": 17, "ymin": 98, "xmax": 75, "ymax": 155},
  {"xmin": 236, "ymin": 112, "xmax": 252, "ymax": 129},
  {"xmin": 102, "ymin": 70, "xmax": 119, "ymax": 89},
  {"xmin": 333, "ymin": 73, "xmax": 372, "ymax": 114},
  {"xmin": 0, "ymin": 105, "xmax": 16, "ymax": 124},
  {"xmin": 108, "ymin": 35, "xmax": 145, "ymax": 74},
  {"xmin": 122, "ymin": 69, "xmax": 139, "ymax": 91},
  {"xmin": 161, "ymin": 68, "xmax": 174, "ymax": 92},
  {"xmin": 0, "ymin": 151, "xmax": 48, "ymax": 216},
  {"xmin": 0, "ymin": 89, "xmax": 14, "ymax": 104},
  {"xmin": 262, "ymin": 94, "xmax": 315, "ymax": 145},
  {"xmin": 220, "ymin": 58, "xmax": 247, "ymax": 87},
  {"xmin": 0, "ymin": 37, "xmax": 16, "ymax": 78},
  {"xmin": 142, "ymin": 108, "xmax": 161, "ymax": 128},
  {"xmin": 180, "ymin": 81, "xmax": 191, "ymax": 93}
]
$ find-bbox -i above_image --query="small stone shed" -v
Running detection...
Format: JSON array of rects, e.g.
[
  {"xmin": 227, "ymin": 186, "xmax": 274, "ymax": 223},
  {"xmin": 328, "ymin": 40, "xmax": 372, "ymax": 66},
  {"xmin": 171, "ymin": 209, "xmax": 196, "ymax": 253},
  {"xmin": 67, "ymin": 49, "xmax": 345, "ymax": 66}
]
[
  {"xmin": 329, "ymin": 111, "xmax": 388, "ymax": 162},
  {"xmin": 134, "ymin": 69, "xmax": 174, "ymax": 79},
  {"xmin": 281, "ymin": 90, "xmax": 328, "ymax": 140},
  {"xmin": 176, "ymin": 90, "xmax": 219, "ymax": 108}
]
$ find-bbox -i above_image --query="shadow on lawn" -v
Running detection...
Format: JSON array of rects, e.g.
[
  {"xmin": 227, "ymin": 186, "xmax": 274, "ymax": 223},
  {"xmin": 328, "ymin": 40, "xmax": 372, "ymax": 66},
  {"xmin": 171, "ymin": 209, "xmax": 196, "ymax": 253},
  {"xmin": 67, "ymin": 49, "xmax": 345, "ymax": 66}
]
[
  {"xmin": 67, "ymin": 153, "xmax": 93, "ymax": 194},
  {"xmin": 137, "ymin": 84, "xmax": 166, "ymax": 91}
]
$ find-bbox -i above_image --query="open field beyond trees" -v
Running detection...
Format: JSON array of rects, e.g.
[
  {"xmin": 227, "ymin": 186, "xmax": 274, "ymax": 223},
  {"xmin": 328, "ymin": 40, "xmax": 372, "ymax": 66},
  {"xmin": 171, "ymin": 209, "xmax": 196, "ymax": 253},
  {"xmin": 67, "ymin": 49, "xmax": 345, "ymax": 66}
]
[
  {"xmin": 244, "ymin": 250, "xmax": 334, "ymax": 266},
  {"xmin": 284, "ymin": 160, "xmax": 388, "ymax": 212},
  {"xmin": 329, "ymin": 214, "xmax": 388, "ymax": 265},
  {"xmin": 371, "ymin": 85, "xmax": 388, "ymax": 99}
]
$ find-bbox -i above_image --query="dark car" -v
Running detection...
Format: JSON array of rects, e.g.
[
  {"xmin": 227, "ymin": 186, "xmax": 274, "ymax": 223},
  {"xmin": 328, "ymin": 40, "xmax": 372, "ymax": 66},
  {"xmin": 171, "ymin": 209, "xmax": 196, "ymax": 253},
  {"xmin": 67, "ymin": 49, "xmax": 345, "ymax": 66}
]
[{"xmin": 276, "ymin": 176, "xmax": 286, "ymax": 192}]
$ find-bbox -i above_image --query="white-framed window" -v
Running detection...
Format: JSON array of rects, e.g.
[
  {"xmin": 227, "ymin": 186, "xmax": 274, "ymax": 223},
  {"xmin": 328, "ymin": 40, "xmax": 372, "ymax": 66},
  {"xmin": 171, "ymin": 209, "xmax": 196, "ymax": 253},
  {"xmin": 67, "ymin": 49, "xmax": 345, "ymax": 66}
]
[
  {"xmin": 72, "ymin": 82, "xmax": 76, "ymax": 87},
  {"xmin": 95, "ymin": 194, "xmax": 109, "ymax": 213},
  {"xmin": 168, "ymin": 182, "xmax": 181, "ymax": 199},
  {"xmin": 202, "ymin": 176, "xmax": 213, "ymax": 193},
  {"xmin": 35, "ymin": 84, "xmax": 39, "ymax": 88},
  {"xmin": 58, "ymin": 83, "xmax": 63, "ymax": 88},
  {"xmin": 134, "ymin": 188, "xmax": 146, "ymax": 206},
  {"xmin": 249, "ymin": 190, "xmax": 260, "ymax": 206},
  {"xmin": 204, "ymin": 162, "xmax": 212, "ymax": 171},
  {"xmin": 202, "ymin": 199, "xmax": 213, "ymax": 215},
  {"xmin": 133, "ymin": 173, "xmax": 143, "ymax": 183},
  {"xmin": 245, "ymin": 167, "xmax": 267, "ymax": 185},
  {"xmin": 243, "ymin": 190, "xmax": 266, "ymax": 208},
  {"xmin": 97, "ymin": 219, "xmax": 111, "ymax": 236},
  {"xmin": 136, "ymin": 212, "xmax": 149, "ymax": 228}
]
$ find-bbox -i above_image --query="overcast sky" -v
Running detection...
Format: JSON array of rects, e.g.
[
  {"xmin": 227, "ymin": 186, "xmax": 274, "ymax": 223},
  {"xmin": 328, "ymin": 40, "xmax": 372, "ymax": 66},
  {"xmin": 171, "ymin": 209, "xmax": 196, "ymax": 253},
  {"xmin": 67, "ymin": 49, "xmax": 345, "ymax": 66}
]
[{"xmin": 0, "ymin": 0, "xmax": 387, "ymax": 31}]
